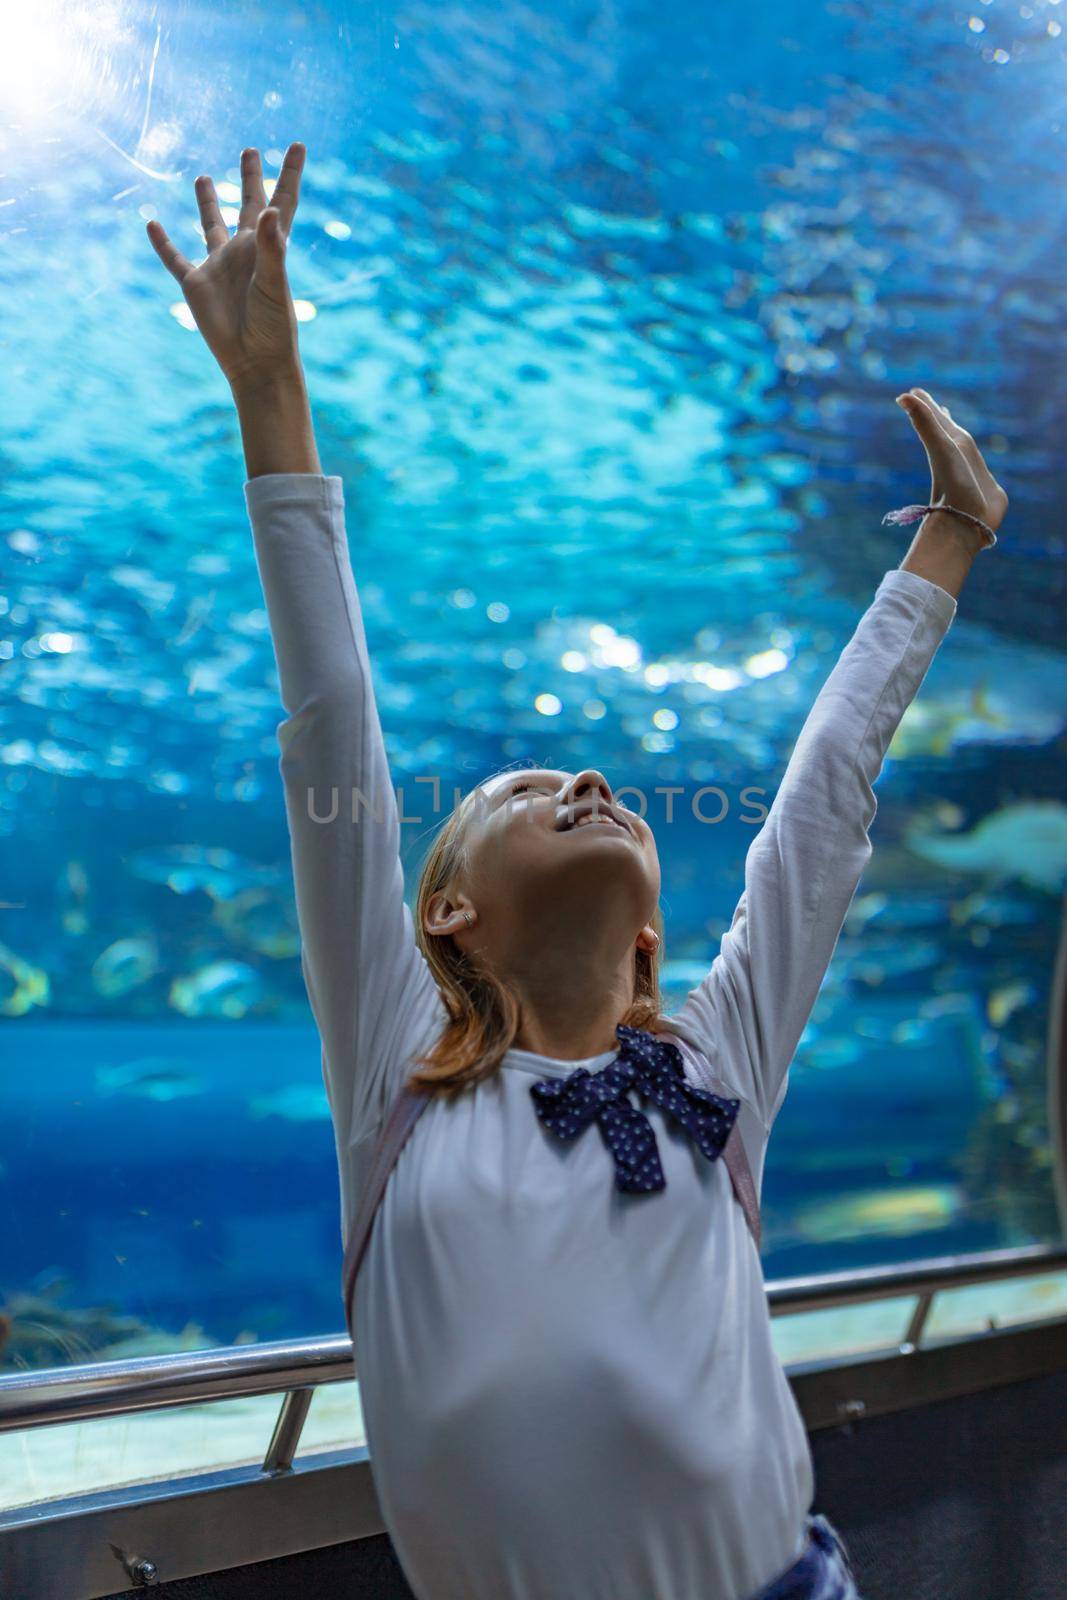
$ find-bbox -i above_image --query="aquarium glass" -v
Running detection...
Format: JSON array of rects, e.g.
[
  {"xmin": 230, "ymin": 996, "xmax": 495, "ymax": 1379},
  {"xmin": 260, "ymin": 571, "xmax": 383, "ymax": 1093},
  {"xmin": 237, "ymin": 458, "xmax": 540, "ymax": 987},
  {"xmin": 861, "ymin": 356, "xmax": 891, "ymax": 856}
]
[{"xmin": 1, "ymin": 0, "xmax": 1064, "ymax": 1378}]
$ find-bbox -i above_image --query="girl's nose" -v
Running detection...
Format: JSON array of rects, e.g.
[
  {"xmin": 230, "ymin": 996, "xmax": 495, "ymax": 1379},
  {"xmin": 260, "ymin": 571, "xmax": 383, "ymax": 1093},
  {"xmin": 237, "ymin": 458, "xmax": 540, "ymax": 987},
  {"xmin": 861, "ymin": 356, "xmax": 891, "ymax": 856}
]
[{"xmin": 562, "ymin": 768, "xmax": 615, "ymax": 810}]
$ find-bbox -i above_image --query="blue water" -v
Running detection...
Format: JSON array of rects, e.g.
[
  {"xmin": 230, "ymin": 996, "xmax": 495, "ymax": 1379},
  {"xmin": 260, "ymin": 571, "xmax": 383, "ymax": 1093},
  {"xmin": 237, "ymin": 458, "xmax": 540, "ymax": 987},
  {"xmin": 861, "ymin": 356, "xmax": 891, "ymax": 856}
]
[{"xmin": 1, "ymin": 0, "xmax": 1064, "ymax": 1370}]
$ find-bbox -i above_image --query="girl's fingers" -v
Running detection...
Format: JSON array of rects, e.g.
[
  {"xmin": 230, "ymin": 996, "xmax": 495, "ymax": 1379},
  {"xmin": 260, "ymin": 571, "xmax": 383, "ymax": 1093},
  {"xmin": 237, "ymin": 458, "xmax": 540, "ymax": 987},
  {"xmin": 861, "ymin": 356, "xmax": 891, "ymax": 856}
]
[
  {"xmin": 900, "ymin": 392, "xmax": 957, "ymax": 456},
  {"xmin": 910, "ymin": 386, "xmax": 974, "ymax": 447},
  {"xmin": 909, "ymin": 387, "xmax": 1003, "ymax": 496},
  {"xmin": 899, "ymin": 394, "xmax": 967, "ymax": 490},
  {"xmin": 911, "ymin": 387, "xmax": 950, "ymax": 418},
  {"xmin": 267, "ymin": 142, "xmax": 306, "ymax": 237},
  {"xmin": 146, "ymin": 218, "xmax": 195, "ymax": 284},
  {"xmin": 905, "ymin": 390, "xmax": 956, "ymax": 441},
  {"xmin": 194, "ymin": 174, "xmax": 230, "ymax": 254},
  {"xmin": 904, "ymin": 392, "xmax": 984, "ymax": 481},
  {"xmin": 249, "ymin": 206, "xmax": 289, "ymax": 302},
  {"xmin": 238, "ymin": 147, "xmax": 270, "ymax": 233}
]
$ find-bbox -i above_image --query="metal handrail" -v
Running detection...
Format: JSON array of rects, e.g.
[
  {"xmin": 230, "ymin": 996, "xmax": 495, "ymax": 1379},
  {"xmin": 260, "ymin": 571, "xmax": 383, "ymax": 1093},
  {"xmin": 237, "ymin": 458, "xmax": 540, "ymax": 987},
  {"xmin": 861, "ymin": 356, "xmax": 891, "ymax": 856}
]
[{"xmin": 2, "ymin": 1241, "xmax": 1064, "ymax": 1436}]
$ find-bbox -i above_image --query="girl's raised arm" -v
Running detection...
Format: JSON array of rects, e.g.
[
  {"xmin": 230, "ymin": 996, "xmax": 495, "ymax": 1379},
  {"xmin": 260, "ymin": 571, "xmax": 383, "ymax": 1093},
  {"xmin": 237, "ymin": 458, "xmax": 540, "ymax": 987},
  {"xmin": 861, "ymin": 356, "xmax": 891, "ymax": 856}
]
[
  {"xmin": 148, "ymin": 146, "xmax": 446, "ymax": 1227},
  {"xmin": 668, "ymin": 394, "xmax": 1007, "ymax": 1187},
  {"xmin": 668, "ymin": 564, "xmax": 958, "ymax": 1164}
]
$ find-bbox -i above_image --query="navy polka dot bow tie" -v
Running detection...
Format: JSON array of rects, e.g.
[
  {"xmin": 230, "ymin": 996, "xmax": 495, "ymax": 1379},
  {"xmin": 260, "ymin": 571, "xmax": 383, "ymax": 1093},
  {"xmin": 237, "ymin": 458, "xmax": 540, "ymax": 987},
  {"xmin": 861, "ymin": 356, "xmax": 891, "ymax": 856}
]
[{"xmin": 529, "ymin": 1024, "xmax": 741, "ymax": 1195}]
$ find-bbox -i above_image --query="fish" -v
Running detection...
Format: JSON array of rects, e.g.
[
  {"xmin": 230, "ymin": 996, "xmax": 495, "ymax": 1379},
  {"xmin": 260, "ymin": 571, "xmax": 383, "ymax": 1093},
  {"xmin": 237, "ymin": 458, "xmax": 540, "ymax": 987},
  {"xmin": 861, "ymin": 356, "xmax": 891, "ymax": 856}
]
[
  {"xmin": 852, "ymin": 1012, "xmax": 901, "ymax": 1042},
  {"xmin": 888, "ymin": 684, "xmax": 1018, "ymax": 760},
  {"xmin": 791, "ymin": 1183, "xmax": 966, "ymax": 1244},
  {"xmin": 65, "ymin": 861, "xmax": 89, "ymax": 898},
  {"xmin": 95, "ymin": 1058, "xmax": 204, "ymax": 1101},
  {"xmin": 799, "ymin": 1034, "xmax": 863, "ymax": 1071},
  {"xmin": 0, "ymin": 941, "xmax": 50, "ymax": 1016},
  {"xmin": 987, "ymin": 983, "xmax": 1035, "ymax": 1028},
  {"xmin": 846, "ymin": 891, "xmax": 889, "ymax": 930},
  {"xmin": 91, "ymin": 936, "xmax": 160, "ymax": 996},
  {"xmin": 128, "ymin": 845, "xmax": 282, "ymax": 900},
  {"xmin": 847, "ymin": 890, "xmax": 950, "ymax": 931},
  {"xmin": 173, "ymin": 590, "xmax": 216, "ymax": 647},
  {"xmin": 889, "ymin": 1017, "xmax": 935, "ymax": 1046},
  {"xmin": 905, "ymin": 800, "xmax": 1067, "ymax": 895},
  {"xmin": 948, "ymin": 888, "xmax": 1039, "ymax": 928},
  {"xmin": 62, "ymin": 859, "xmax": 91, "ymax": 934},
  {"xmin": 849, "ymin": 939, "xmax": 943, "ymax": 986},
  {"xmin": 210, "ymin": 888, "xmax": 300, "ymax": 959},
  {"xmin": 169, "ymin": 960, "xmax": 266, "ymax": 1018},
  {"xmin": 247, "ymin": 1084, "xmax": 331, "ymax": 1122}
]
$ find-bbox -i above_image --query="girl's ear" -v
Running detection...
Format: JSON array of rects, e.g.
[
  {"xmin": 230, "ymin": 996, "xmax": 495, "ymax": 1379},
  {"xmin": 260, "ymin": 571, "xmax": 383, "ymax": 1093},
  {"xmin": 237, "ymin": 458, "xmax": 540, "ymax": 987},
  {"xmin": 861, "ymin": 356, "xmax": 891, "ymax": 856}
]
[
  {"xmin": 636, "ymin": 924, "xmax": 660, "ymax": 954},
  {"xmin": 424, "ymin": 888, "xmax": 475, "ymax": 936},
  {"xmin": 423, "ymin": 889, "xmax": 455, "ymax": 935}
]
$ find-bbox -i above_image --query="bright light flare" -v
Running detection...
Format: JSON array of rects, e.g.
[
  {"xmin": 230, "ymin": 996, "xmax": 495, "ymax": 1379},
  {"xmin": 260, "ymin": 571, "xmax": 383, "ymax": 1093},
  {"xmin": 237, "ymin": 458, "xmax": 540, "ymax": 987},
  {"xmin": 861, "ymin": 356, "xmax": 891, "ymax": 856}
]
[{"xmin": 0, "ymin": 1, "xmax": 130, "ymax": 123}]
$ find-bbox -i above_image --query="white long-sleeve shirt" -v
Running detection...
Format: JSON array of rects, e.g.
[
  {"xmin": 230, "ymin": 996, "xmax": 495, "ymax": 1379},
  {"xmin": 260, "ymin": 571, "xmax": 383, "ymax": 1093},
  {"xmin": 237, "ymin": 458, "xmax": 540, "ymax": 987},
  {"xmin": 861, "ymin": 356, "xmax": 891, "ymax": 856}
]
[{"xmin": 245, "ymin": 470, "xmax": 957, "ymax": 1600}]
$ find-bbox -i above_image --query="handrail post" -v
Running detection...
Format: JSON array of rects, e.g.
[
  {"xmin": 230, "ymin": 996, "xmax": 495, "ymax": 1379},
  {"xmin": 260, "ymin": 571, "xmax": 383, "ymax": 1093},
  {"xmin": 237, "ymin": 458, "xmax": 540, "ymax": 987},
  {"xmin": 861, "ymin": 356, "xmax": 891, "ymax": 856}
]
[
  {"xmin": 901, "ymin": 1288, "xmax": 935, "ymax": 1352},
  {"xmin": 263, "ymin": 1386, "xmax": 314, "ymax": 1475}
]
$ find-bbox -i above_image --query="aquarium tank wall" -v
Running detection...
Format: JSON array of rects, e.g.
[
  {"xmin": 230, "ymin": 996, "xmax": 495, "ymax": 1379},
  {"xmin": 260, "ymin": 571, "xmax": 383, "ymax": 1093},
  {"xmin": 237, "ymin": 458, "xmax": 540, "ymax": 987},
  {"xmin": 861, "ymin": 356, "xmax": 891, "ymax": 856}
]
[{"xmin": 1, "ymin": 0, "xmax": 1065, "ymax": 1380}]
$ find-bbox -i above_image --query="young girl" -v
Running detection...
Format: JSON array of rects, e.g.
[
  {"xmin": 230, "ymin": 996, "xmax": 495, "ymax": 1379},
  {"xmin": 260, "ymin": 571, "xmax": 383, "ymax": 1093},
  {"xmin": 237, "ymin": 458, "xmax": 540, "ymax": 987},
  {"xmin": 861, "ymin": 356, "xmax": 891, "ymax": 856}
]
[{"xmin": 149, "ymin": 143, "xmax": 1007, "ymax": 1600}]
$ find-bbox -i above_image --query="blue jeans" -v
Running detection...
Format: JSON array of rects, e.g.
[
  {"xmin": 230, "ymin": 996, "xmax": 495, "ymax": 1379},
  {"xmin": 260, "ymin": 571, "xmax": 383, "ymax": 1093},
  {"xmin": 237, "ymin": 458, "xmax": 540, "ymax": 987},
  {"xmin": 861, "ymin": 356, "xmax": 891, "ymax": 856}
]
[{"xmin": 749, "ymin": 1513, "xmax": 864, "ymax": 1600}]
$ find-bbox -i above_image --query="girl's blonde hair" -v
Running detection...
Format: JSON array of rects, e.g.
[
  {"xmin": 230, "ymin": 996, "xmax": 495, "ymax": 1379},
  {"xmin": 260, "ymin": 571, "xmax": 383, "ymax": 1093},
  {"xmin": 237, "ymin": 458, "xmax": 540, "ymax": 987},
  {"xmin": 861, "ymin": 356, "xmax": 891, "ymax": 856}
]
[{"xmin": 406, "ymin": 767, "xmax": 668, "ymax": 1101}]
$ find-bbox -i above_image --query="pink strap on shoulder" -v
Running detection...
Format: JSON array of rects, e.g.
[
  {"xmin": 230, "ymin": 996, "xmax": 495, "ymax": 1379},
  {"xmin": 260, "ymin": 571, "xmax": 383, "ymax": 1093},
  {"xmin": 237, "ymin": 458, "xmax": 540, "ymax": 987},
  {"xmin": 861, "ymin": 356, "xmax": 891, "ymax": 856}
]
[
  {"xmin": 340, "ymin": 1040, "xmax": 763, "ymax": 1332},
  {"xmin": 340, "ymin": 1082, "xmax": 430, "ymax": 1331}
]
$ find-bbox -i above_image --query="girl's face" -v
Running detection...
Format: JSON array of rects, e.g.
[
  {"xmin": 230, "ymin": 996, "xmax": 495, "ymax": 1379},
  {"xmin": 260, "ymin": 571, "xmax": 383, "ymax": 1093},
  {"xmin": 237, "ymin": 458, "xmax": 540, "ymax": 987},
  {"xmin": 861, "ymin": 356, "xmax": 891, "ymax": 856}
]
[{"xmin": 431, "ymin": 766, "xmax": 662, "ymax": 951}]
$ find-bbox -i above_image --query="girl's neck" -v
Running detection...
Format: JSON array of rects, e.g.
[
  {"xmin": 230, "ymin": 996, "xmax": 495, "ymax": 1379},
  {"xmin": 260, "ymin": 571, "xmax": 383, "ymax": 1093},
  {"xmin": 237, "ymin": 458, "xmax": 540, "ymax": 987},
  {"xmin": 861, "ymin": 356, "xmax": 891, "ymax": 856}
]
[{"xmin": 510, "ymin": 991, "xmax": 633, "ymax": 1063}]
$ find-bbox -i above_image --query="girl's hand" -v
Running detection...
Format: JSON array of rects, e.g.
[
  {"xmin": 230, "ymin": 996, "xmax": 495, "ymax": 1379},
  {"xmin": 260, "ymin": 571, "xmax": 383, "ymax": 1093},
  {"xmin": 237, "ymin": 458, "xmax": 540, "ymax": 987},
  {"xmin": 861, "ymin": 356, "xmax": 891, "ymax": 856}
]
[
  {"xmin": 147, "ymin": 143, "xmax": 307, "ymax": 392},
  {"xmin": 895, "ymin": 387, "xmax": 1009, "ymax": 546}
]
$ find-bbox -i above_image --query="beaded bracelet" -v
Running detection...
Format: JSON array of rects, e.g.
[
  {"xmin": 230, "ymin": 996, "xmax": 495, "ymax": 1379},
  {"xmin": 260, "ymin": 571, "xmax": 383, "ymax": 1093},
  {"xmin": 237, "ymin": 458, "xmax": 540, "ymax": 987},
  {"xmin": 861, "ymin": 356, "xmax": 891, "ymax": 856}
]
[{"xmin": 882, "ymin": 501, "xmax": 997, "ymax": 549}]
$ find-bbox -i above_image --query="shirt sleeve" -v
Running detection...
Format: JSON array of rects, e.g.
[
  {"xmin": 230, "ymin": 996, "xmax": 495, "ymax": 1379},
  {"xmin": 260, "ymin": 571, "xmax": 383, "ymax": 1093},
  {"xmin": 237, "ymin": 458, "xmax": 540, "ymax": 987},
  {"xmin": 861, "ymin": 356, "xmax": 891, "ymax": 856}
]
[
  {"xmin": 665, "ymin": 566, "xmax": 958, "ymax": 1141},
  {"xmin": 244, "ymin": 473, "xmax": 447, "ymax": 1192}
]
